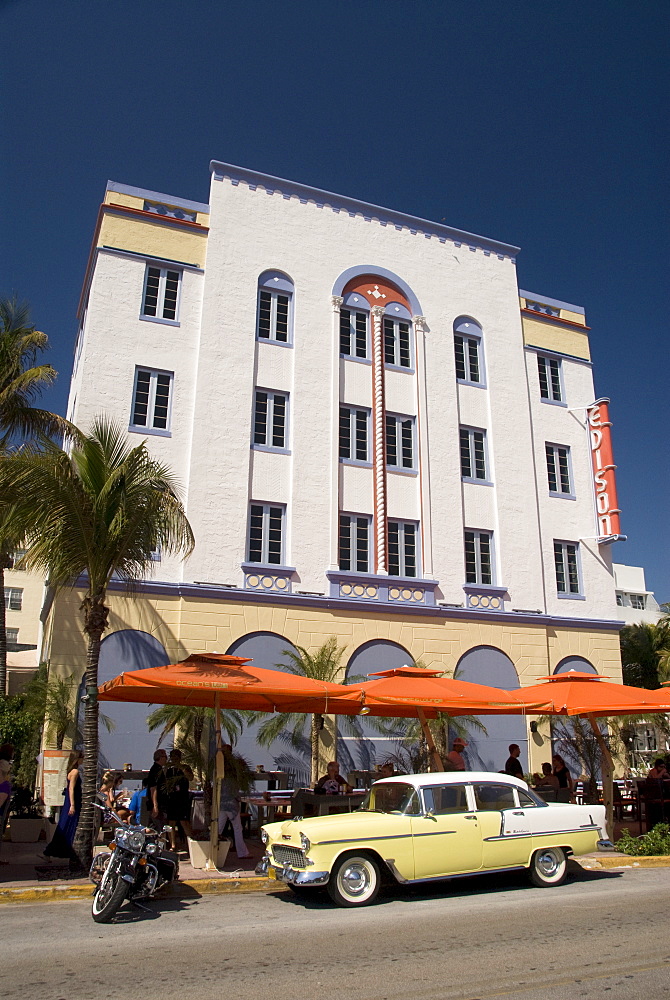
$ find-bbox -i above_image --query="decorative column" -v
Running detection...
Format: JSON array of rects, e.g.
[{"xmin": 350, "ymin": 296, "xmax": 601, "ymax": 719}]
[
  {"xmin": 329, "ymin": 296, "xmax": 344, "ymax": 571},
  {"xmin": 371, "ymin": 305, "xmax": 387, "ymax": 574}
]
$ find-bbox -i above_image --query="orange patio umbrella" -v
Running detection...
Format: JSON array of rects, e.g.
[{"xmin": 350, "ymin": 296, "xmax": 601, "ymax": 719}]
[
  {"xmin": 515, "ymin": 670, "xmax": 670, "ymax": 841},
  {"xmin": 97, "ymin": 653, "xmax": 364, "ymax": 714},
  {"xmin": 346, "ymin": 666, "xmax": 550, "ymax": 771},
  {"xmin": 98, "ymin": 653, "xmax": 364, "ymax": 869}
]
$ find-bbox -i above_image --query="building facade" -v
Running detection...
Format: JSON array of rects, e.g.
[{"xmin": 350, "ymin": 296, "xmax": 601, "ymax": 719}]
[
  {"xmin": 613, "ymin": 563, "xmax": 663, "ymax": 625},
  {"xmin": 48, "ymin": 163, "xmax": 625, "ymax": 774}
]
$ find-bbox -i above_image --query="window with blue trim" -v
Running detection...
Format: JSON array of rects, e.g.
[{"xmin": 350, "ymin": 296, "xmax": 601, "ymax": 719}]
[
  {"xmin": 388, "ymin": 521, "xmax": 418, "ymax": 577},
  {"xmin": 142, "ymin": 265, "xmax": 181, "ymax": 322},
  {"xmin": 538, "ymin": 355, "xmax": 563, "ymax": 402},
  {"xmin": 384, "ymin": 317, "xmax": 412, "ymax": 368},
  {"xmin": 460, "ymin": 427, "xmax": 488, "ymax": 481},
  {"xmin": 554, "ymin": 540, "xmax": 581, "ymax": 595},
  {"xmin": 339, "ymin": 514, "xmax": 371, "ymax": 572},
  {"xmin": 545, "ymin": 444, "xmax": 572, "ymax": 495},
  {"xmin": 340, "ymin": 406, "xmax": 369, "ymax": 462},
  {"xmin": 248, "ymin": 503, "xmax": 285, "ymax": 565},
  {"xmin": 340, "ymin": 308, "xmax": 368, "ymax": 359},
  {"xmin": 464, "ymin": 530, "xmax": 493, "ymax": 585},
  {"xmin": 454, "ymin": 318, "xmax": 484, "ymax": 385},
  {"xmin": 254, "ymin": 390, "xmax": 288, "ymax": 450},
  {"xmin": 130, "ymin": 368, "xmax": 173, "ymax": 432},
  {"xmin": 256, "ymin": 271, "xmax": 294, "ymax": 344},
  {"xmin": 386, "ymin": 414, "xmax": 415, "ymax": 470}
]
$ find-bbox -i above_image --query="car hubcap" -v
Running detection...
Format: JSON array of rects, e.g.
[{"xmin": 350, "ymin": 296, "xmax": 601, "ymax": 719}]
[
  {"xmin": 340, "ymin": 862, "xmax": 371, "ymax": 898},
  {"xmin": 537, "ymin": 851, "xmax": 560, "ymax": 877}
]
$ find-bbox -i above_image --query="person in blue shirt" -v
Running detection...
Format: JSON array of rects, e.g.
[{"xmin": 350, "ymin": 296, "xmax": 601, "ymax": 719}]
[{"xmin": 128, "ymin": 786, "xmax": 148, "ymax": 825}]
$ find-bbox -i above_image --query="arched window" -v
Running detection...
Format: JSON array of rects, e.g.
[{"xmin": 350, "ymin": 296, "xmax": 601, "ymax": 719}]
[
  {"xmin": 340, "ymin": 291, "xmax": 370, "ymax": 360},
  {"xmin": 454, "ymin": 646, "xmax": 525, "ymax": 772},
  {"xmin": 554, "ymin": 656, "xmax": 597, "ymax": 674},
  {"xmin": 96, "ymin": 629, "xmax": 170, "ymax": 770},
  {"xmin": 454, "ymin": 317, "xmax": 485, "ymax": 386},
  {"xmin": 256, "ymin": 270, "xmax": 294, "ymax": 344}
]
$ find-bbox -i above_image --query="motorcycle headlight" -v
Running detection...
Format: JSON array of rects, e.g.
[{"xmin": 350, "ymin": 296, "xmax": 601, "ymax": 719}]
[
  {"xmin": 260, "ymin": 828, "xmax": 269, "ymax": 845},
  {"xmin": 114, "ymin": 829, "xmax": 130, "ymax": 849},
  {"xmin": 146, "ymin": 843, "xmax": 158, "ymax": 855},
  {"xmin": 128, "ymin": 829, "xmax": 146, "ymax": 852},
  {"xmin": 300, "ymin": 832, "xmax": 310, "ymax": 852}
]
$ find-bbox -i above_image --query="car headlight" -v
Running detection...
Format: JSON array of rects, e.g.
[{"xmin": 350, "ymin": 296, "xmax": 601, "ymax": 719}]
[
  {"xmin": 300, "ymin": 832, "xmax": 310, "ymax": 852},
  {"xmin": 260, "ymin": 828, "xmax": 269, "ymax": 845}
]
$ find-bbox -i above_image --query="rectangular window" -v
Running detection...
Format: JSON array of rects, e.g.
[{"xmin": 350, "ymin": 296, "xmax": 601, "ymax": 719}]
[
  {"xmin": 247, "ymin": 503, "xmax": 284, "ymax": 565},
  {"xmin": 339, "ymin": 406, "xmax": 369, "ymax": 462},
  {"xmin": 554, "ymin": 541, "xmax": 581, "ymax": 595},
  {"xmin": 384, "ymin": 317, "xmax": 412, "ymax": 368},
  {"xmin": 464, "ymin": 530, "xmax": 493, "ymax": 585},
  {"xmin": 454, "ymin": 334, "xmax": 481, "ymax": 384},
  {"xmin": 545, "ymin": 444, "xmax": 572, "ymax": 495},
  {"xmin": 142, "ymin": 266, "xmax": 181, "ymax": 321},
  {"xmin": 339, "ymin": 514, "xmax": 371, "ymax": 573},
  {"xmin": 386, "ymin": 414, "xmax": 415, "ymax": 470},
  {"xmin": 257, "ymin": 289, "xmax": 290, "ymax": 343},
  {"xmin": 473, "ymin": 783, "xmax": 516, "ymax": 812},
  {"xmin": 460, "ymin": 427, "xmax": 488, "ymax": 481},
  {"xmin": 131, "ymin": 369, "xmax": 173, "ymax": 432},
  {"xmin": 6, "ymin": 627, "xmax": 18, "ymax": 644},
  {"xmin": 538, "ymin": 355, "xmax": 563, "ymax": 401},
  {"xmin": 253, "ymin": 390, "xmax": 288, "ymax": 449},
  {"xmin": 388, "ymin": 521, "xmax": 418, "ymax": 578},
  {"xmin": 4, "ymin": 588, "xmax": 23, "ymax": 611},
  {"xmin": 422, "ymin": 784, "xmax": 469, "ymax": 815},
  {"xmin": 630, "ymin": 594, "xmax": 646, "ymax": 610},
  {"xmin": 616, "ymin": 593, "xmax": 624, "ymax": 607},
  {"xmin": 8, "ymin": 549, "xmax": 26, "ymax": 570},
  {"xmin": 340, "ymin": 309, "xmax": 368, "ymax": 359}
]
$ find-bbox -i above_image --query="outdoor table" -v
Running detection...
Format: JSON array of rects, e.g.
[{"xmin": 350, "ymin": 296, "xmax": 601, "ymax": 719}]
[
  {"xmin": 242, "ymin": 794, "xmax": 293, "ymax": 828},
  {"xmin": 290, "ymin": 789, "xmax": 367, "ymax": 818}
]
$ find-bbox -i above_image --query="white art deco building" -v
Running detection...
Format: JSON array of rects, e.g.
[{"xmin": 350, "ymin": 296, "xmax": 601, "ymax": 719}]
[{"xmin": 50, "ymin": 162, "xmax": 625, "ymax": 774}]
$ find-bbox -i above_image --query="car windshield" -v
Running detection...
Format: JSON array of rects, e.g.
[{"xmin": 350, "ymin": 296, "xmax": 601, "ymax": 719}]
[{"xmin": 359, "ymin": 782, "xmax": 420, "ymax": 815}]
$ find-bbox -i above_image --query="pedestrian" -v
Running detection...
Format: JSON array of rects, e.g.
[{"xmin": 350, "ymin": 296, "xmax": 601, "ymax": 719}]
[
  {"xmin": 446, "ymin": 737, "xmax": 468, "ymax": 771},
  {"xmin": 164, "ymin": 749, "xmax": 192, "ymax": 849},
  {"xmin": 43, "ymin": 749, "xmax": 83, "ymax": 861},
  {"xmin": 146, "ymin": 748, "xmax": 168, "ymax": 828},
  {"xmin": 0, "ymin": 757, "xmax": 12, "ymax": 865},
  {"xmin": 504, "ymin": 744, "xmax": 524, "ymax": 779},
  {"xmin": 218, "ymin": 743, "xmax": 252, "ymax": 860}
]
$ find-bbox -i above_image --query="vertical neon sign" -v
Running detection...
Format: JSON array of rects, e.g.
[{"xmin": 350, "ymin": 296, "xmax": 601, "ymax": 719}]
[{"xmin": 587, "ymin": 397, "xmax": 621, "ymax": 541}]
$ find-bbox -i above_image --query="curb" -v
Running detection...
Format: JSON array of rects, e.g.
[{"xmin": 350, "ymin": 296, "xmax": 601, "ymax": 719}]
[
  {"xmin": 577, "ymin": 854, "xmax": 670, "ymax": 870},
  {"xmin": 0, "ymin": 875, "xmax": 286, "ymax": 905}
]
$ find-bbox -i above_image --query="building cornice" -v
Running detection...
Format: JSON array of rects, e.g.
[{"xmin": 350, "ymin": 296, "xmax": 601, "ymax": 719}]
[
  {"xmin": 102, "ymin": 577, "xmax": 625, "ymax": 632},
  {"xmin": 209, "ymin": 160, "xmax": 520, "ymax": 260}
]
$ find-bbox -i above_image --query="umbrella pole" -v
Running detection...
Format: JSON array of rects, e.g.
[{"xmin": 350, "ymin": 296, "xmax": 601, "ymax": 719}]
[
  {"xmin": 207, "ymin": 692, "xmax": 224, "ymax": 870},
  {"xmin": 588, "ymin": 714, "xmax": 615, "ymax": 842},
  {"xmin": 417, "ymin": 709, "xmax": 444, "ymax": 771}
]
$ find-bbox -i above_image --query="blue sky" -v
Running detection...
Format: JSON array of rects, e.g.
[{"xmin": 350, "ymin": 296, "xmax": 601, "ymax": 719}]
[{"xmin": 1, "ymin": 0, "xmax": 668, "ymax": 600}]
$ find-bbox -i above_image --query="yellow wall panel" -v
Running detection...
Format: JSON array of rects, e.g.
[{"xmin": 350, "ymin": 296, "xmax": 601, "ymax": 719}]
[
  {"xmin": 98, "ymin": 212, "xmax": 207, "ymax": 268},
  {"xmin": 522, "ymin": 316, "xmax": 591, "ymax": 361}
]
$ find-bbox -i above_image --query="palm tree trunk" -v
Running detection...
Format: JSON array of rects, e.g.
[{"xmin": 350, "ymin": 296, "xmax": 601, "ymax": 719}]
[
  {"xmin": 0, "ymin": 562, "xmax": 7, "ymax": 696},
  {"xmin": 310, "ymin": 713, "xmax": 322, "ymax": 785},
  {"xmin": 71, "ymin": 597, "xmax": 108, "ymax": 872}
]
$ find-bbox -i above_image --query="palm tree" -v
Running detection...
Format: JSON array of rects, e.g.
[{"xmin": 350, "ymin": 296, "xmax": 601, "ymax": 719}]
[
  {"xmin": 2, "ymin": 417, "xmax": 194, "ymax": 869},
  {"xmin": 146, "ymin": 704, "xmax": 248, "ymax": 785},
  {"xmin": 0, "ymin": 297, "xmax": 76, "ymax": 695},
  {"xmin": 253, "ymin": 636, "xmax": 356, "ymax": 784},
  {"xmin": 620, "ymin": 619, "xmax": 670, "ymax": 689},
  {"xmin": 22, "ymin": 663, "xmax": 114, "ymax": 749}
]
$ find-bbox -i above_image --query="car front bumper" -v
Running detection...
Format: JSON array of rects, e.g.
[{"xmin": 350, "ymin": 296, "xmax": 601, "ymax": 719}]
[{"xmin": 255, "ymin": 853, "xmax": 330, "ymax": 886}]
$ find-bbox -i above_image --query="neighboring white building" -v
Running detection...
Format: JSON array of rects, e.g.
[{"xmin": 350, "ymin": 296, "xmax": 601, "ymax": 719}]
[
  {"xmin": 613, "ymin": 563, "xmax": 662, "ymax": 624},
  {"xmin": 4, "ymin": 552, "xmax": 44, "ymax": 694},
  {"xmin": 48, "ymin": 163, "xmax": 626, "ymax": 775}
]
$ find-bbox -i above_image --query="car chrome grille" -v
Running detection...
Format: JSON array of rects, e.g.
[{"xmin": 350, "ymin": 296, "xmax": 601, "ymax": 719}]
[{"xmin": 272, "ymin": 845, "xmax": 307, "ymax": 868}]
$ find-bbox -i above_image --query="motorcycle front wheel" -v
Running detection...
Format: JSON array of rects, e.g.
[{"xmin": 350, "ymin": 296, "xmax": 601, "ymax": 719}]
[{"xmin": 92, "ymin": 874, "xmax": 128, "ymax": 923}]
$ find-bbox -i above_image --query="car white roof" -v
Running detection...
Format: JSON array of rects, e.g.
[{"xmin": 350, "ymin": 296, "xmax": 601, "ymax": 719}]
[{"xmin": 373, "ymin": 771, "xmax": 527, "ymax": 789}]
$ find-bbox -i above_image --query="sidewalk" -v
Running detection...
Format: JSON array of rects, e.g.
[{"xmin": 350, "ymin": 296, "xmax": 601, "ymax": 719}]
[{"xmin": 0, "ymin": 836, "xmax": 282, "ymax": 904}]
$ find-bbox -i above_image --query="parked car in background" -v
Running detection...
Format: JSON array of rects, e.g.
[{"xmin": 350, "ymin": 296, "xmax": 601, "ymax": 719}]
[{"xmin": 257, "ymin": 772, "xmax": 610, "ymax": 907}]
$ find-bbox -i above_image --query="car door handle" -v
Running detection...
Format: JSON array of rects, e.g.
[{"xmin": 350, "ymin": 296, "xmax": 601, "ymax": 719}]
[
  {"xmin": 512, "ymin": 811, "xmax": 525, "ymax": 816},
  {"xmin": 464, "ymin": 814, "xmax": 477, "ymax": 820}
]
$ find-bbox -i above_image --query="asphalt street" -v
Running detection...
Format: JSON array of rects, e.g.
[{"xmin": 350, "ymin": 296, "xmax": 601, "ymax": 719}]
[{"xmin": 3, "ymin": 864, "xmax": 670, "ymax": 1000}]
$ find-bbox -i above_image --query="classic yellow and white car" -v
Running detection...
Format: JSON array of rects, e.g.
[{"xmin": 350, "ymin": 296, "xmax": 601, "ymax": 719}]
[{"xmin": 256, "ymin": 772, "xmax": 610, "ymax": 907}]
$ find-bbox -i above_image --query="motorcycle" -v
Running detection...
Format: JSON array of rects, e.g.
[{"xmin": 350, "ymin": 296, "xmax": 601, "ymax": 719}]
[{"xmin": 89, "ymin": 803, "xmax": 179, "ymax": 922}]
